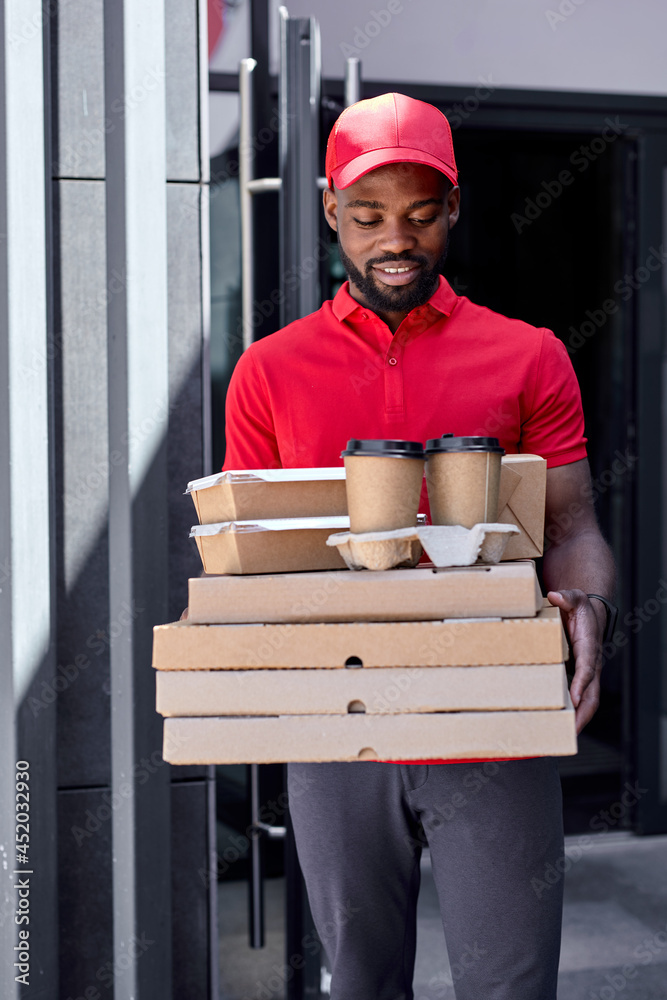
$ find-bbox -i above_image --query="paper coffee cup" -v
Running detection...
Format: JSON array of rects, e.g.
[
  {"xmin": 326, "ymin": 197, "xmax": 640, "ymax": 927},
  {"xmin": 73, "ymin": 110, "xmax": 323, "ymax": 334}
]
[
  {"xmin": 425, "ymin": 435, "xmax": 505, "ymax": 528},
  {"xmin": 342, "ymin": 439, "xmax": 425, "ymax": 534}
]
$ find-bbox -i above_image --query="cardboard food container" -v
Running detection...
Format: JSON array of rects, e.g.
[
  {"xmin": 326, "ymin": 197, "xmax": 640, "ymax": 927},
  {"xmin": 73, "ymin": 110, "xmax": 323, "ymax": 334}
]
[
  {"xmin": 152, "ymin": 607, "xmax": 568, "ymax": 670},
  {"xmin": 187, "ymin": 467, "xmax": 347, "ymax": 524},
  {"xmin": 187, "ymin": 456, "xmax": 545, "ymax": 558},
  {"xmin": 187, "ymin": 562, "xmax": 543, "ymax": 624},
  {"xmin": 191, "ymin": 516, "xmax": 350, "ymax": 575},
  {"xmin": 162, "ymin": 696, "xmax": 577, "ymax": 764},
  {"xmin": 498, "ymin": 455, "xmax": 547, "ymax": 560},
  {"xmin": 156, "ymin": 662, "xmax": 568, "ymax": 717}
]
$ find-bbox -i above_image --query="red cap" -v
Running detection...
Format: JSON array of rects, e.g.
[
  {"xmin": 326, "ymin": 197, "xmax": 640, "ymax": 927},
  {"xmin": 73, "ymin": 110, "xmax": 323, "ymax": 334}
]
[{"xmin": 325, "ymin": 93, "xmax": 458, "ymax": 191}]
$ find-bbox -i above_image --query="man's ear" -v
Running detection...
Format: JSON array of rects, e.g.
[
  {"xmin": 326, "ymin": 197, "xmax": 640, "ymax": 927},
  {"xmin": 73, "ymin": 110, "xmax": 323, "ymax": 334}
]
[
  {"xmin": 447, "ymin": 185, "xmax": 461, "ymax": 229},
  {"xmin": 322, "ymin": 188, "xmax": 338, "ymax": 232}
]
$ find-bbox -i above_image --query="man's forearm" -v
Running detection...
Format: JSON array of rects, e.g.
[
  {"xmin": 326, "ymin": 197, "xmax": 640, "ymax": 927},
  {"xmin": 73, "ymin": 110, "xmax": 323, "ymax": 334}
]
[
  {"xmin": 542, "ymin": 527, "xmax": 616, "ymax": 602},
  {"xmin": 542, "ymin": 463, "xmax": 617, "ymax": 730}
]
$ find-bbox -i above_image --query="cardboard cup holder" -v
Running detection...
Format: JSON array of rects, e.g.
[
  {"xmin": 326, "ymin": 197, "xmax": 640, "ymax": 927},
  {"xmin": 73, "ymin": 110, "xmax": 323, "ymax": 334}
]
[{"xmin": 327, "ymin": 523, "xmax": 520, "ymax": 571}]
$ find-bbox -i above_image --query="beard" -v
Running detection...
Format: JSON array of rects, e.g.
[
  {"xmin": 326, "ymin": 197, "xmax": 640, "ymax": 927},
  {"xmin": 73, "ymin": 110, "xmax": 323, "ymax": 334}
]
[{"xmin": 336, "ymin": 232, "xmax": 451, "ymax": 315}]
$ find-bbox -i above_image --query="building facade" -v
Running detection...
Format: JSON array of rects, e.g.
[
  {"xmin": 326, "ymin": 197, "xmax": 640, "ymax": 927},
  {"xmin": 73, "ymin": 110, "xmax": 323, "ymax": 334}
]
[{"xmin": 1, "ymin": 1, "xmax": 667, "ymax": 998}]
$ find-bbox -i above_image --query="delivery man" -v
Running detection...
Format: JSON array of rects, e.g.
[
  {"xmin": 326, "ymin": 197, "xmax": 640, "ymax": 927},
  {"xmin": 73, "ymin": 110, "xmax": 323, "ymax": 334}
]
[{"xmin": 222, "ymin": 93, "xmax": 617, "ymax": 1000}]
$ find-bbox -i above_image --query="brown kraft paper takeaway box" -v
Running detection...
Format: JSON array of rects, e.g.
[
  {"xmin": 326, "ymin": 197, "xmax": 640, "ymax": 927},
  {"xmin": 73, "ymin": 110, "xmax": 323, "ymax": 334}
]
[
  {"xmin": 152, "ymin": 607, "xmax": 568, "ymax": 670},
  {"xmin": 155, "ymin": 662, "xmax": 569, "ymax": 716},
  {"xmin": 191, "ymin": 518, "xmax": 349, "ymax": 575},
  {"xmin": 188, "ymin": 468, "xmax": 348, "ymax": 524},
  {"xmin": 498, "ymin": 454, "xmax": 547, "ymax": 560},
  {"xmin": 187, "ymin": 562, "xmax": 543, "ymax": 624},
  {"xmin": 162, "ymin": 697, "xmax": 577, "ymax": 764}
]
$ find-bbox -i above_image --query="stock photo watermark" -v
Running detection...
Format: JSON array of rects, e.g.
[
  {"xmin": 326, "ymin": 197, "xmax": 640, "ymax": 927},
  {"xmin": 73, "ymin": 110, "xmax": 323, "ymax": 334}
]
[
  {"xmin": 339, "ymin": 0, "xmax": 413, "ymax": 58},
  {"xmin": 543, "ymin": 448, "xmax": 637, "ymax": 551},
  {"xmin": 599, "ymin": 577, "xmax": 667, "ymax": 664},
  {"xmin": 565, "ymin": 244, "xmax": 667, "ymax": 354},
  {"xmin": 420, "ymin": 939, "xmax": 488, "ymax": 998},
  {"xmin": 70, "ymin": 728, "xmax": 189, "ymax": 847},
  {"xmin": 198, "ymin": 768, "xmax": 315, "ymax": 886},
  {"xmin": 511, "ymin": 117, "xmax": 628, "ymax": 234},
  {"xmin": 545, "ymin": 0, "xmax": 588, "ymax": 32},
  {"xmin": 531, "ymin": 780, "xmax": 648, "ymax": 899},
  {"xmin": 27, "ymin": 600, "xmax": 144, "ymax": 718},
  {"xmin": 63, "ymin": 932, "xmax": 155, "ymax": 1000},
  {"xmin": 56, "ymin": 64, "xmax": 166, "ymax": 175},
  {"xmin": 12, "ymin": 761, "xmax": 32, "ymax": 986},
  {"xmin": 8, "ymin": 0, "xmax": 77, "ymax": 51},
  {"xmin": 243, "ymin": 899, "xmax": 361, "ymax": 1000},
  {"xmin": 587, "ymin": 920, "xmax": 667, "ymax": 1000}
]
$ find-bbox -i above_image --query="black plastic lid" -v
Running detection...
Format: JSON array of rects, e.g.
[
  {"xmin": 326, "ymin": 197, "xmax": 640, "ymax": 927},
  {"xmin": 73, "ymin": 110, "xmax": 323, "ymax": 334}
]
[
  {"xmin": 341, "ymin": 438, "xmax": 425, "ymax": 459},
  {"xmin": 425, "ymin": 434, "xmax": 505, "ymax": 455}
]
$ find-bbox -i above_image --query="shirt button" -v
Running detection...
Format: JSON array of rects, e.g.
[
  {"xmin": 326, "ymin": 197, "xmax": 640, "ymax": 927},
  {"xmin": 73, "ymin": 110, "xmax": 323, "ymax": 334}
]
[
  {"xmin": 388, "ymin": 357, "xmax": 398, "ymax": 366},
  {"xmin": 361, "ymin": 312, "xmax": 369, "ymax": 320}
]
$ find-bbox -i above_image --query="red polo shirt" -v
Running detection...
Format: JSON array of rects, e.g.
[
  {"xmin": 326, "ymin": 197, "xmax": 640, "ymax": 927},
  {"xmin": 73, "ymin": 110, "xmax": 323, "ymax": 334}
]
[{"xmin": 222, "ymin": 276, "xmax": 587, "ymax": 763}]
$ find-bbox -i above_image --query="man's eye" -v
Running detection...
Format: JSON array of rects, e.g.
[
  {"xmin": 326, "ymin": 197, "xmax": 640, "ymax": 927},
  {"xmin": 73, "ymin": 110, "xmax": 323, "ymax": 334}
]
[
  {"xmin": 353, "ymin": 218, "xmax": 380, "ymax": 227},
  {"xmin": 411, "ymin": 215, "xmax": 437, "ymax": 225}
]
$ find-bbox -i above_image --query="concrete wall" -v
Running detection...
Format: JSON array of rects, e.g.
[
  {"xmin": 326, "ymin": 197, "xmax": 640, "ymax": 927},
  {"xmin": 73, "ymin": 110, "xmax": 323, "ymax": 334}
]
[{"xmin": 272, "ymin": 0, "xmax": 667, "ymax": 96}]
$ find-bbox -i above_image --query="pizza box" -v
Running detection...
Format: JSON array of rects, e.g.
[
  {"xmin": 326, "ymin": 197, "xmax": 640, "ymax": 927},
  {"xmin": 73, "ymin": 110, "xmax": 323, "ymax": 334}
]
[
  {"xmin": 155, "ymin": 662, "xmax": 568, "ymax": 716},
  {"xmin": 162, "ymin": 697, "xmax": 577, "ymax": 764},
  {"xmin": 187, "ymin": 561, "xmax": 542, "ymax": 623},
  {"xmin": 152, "ymin": 607, "xmax": 568, "ymax": 670}
]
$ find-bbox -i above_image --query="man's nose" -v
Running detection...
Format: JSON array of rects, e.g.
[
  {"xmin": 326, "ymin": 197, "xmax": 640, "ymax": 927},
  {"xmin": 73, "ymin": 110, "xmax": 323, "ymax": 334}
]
[{"xmin": 377, "ymin": 219, "xmax": 418, "ymax": 255}]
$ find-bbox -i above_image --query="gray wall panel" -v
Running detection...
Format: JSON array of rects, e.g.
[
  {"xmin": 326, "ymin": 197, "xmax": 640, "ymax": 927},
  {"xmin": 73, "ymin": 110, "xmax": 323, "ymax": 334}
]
[
  {"xmin": 54, "ymin": 178, "xmax": 111, "ymax": 788},
  {"xmin": 104, "ymin": 2, "xmax": 173, "ymax": 992},
  {"xmin": 171, "ymin": 781, "xmax": 212, "ymax": 997},
  {"xmin": 57, "ymin": 788, "xmax": 113, "ymax": 998},
  {"xmin": 52, "ymin": 0, "xmax": 105, "ymax": 178},
  {"xmin": 167, "ymin": 183, "xmax": 204, "ymax": 623},
  {"xmin": 166, "ymin": 0, "xmax": 200, "ymax": 181}
]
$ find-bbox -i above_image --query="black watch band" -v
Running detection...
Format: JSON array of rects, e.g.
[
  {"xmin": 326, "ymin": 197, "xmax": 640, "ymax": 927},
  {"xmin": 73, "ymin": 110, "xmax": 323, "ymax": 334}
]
[{"xmin": 587, "ymin": 594, "xmax": 618, "ymax": 645}]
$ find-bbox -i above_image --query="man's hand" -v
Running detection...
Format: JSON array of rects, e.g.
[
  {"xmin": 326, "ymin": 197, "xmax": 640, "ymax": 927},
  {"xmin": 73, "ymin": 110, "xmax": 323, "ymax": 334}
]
[
  {"xmin": 547, "ymin": 588, "xmax": 606, "ymax": 733},
  {"xmin": 542, "ymin": 459, "xmax": 616, "ymax": 735}
]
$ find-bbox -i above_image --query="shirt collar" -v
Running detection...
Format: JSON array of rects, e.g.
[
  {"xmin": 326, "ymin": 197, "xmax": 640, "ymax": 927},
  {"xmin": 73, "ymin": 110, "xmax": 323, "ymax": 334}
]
[{"xmin": 332, "ymin": 274, "xmax": 459, "ymax": 323}]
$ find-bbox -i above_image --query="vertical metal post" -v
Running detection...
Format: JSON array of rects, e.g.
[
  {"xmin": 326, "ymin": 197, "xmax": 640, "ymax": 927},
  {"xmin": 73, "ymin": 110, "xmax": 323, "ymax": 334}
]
[
  {"xmin": 239, "ymin": 57, "xmax": 282, "ymax": 350},
  {"xmin": 240, "ymin": 57, "xmax": 258, "ymax": 351},
  {"xmin": 199, "ymin": 0, "xmax": 213, "ymax": 479},
  {"xmin": 249, "ymin": 763, "xmax": 265, "ymax": 948},
  {"xmin": 197, "ymin": 4, "xmax": 220, "ymax": 995},
  {"xmin": 278, "ymin": 9, "xmax": 322, "ymax": 327},
  {"xmin": 104, "ymin": 2, "xmax": 172, "ymax": 996},
  {"xmin": 198, "ymin": 0, "xmax": 219, "ymax": 991},
  {"xmin": 277, "ymin": 15, "xmax": 325, "ymax": 995},
  {"xmin": 285, "ymin": 802, "xmax": 322, "ymax": 1000},
  {"xmin": 634, "ymin": 134, "xmax": 667, "ymax": 833},
  {"xmin": 250, "ymin": 0, "xmax": 271, "ymax": 140},
  {"xmin": 344, "ymin": 57, "xmax": 361, "ymax": 107},
  {"xmin": 0, "ymin": 1, "xmax": 58, "ymax": 996}
]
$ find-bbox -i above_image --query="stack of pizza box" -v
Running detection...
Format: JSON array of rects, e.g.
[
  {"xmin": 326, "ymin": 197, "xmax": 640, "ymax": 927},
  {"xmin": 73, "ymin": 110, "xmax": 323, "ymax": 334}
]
[{"xmin": 153, "ymin": 462, "xmax": 577, "ymax": 765}]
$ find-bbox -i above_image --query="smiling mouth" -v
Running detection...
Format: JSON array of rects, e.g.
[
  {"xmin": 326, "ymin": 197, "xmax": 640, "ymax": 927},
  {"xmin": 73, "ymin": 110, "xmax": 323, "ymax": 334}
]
[{"xmin": 372, "ymin": 262, "xmax": 421, "ymax": 286}]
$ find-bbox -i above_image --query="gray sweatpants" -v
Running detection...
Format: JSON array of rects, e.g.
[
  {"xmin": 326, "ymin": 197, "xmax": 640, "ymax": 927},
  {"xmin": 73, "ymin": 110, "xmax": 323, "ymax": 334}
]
[{"xmin": 287, "ymin": 758, "xmax": 564, "ymax": 1000}]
